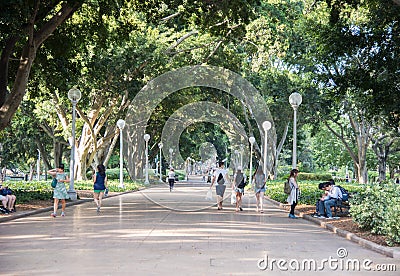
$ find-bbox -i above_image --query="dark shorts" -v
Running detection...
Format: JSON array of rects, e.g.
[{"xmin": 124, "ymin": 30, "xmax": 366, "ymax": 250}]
[{"xmin": 216, "ymin": 184, "xmax": 226, "ymax": 197}]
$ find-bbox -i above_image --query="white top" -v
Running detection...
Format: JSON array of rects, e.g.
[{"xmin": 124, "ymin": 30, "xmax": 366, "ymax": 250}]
[
  {"xmin": 168, "ymin": 171, "xmax": 175, "ymax": 179},
  {"xmin": 327, "ymin": 185, "xmax": 342, "ymax": 199},
  {"xmin": 213, "ymin": 168, "xmax": 228, "ymax": 185}
]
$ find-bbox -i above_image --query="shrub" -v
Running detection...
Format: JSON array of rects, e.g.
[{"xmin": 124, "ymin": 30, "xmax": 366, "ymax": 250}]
[
  {"xmin": 266, "ymin": 180, "xmax": 363, "ymax": 206},
  {"xmin": 5, "ymin": 179, "xmax": 142, "ymax": 203},
  {"xmin": 350, "ymin": 182, "xmax": 400, "ymax": 245}
]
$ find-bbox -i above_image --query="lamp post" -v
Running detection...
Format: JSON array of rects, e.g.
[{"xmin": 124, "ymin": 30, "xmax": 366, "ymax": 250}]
[
  {"xmin": 289, "ymin": 92, "xmax": 302, "ymax": 169},
  {"xmin": 67, "ymin": 88, "xmax": 82, "ymax": 201},
  {"xmin": 169, "ymin": 148, "xmax": 173, "ymax": 168},
  {"xmin": 249, "ymin": 136, "xmax": 256, "ymax": 186},
  {"xmin": 262, "ymin": 121, "xmax": 272, "ymax": 177},
  {"xmin": 117, "ymin": 119, "xmax": 126, "ymax": 188},
  {"xmin": 158, "ymin": 143, "xmax": 163, "ymax": 182},
  {"xmin": 144, "ymin": 134, "xmax": 150, "ymax": 185}
]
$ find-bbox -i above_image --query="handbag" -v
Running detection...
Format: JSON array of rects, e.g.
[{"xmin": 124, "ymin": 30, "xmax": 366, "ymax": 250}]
[
  {"xmin": 51, "ymin": 178, "xmax": 57, "ymax": 188},
  {"xmin": 231, "ymin": 190, "xmax": 236, "ymax": 205},
  {"xmin": 205, "ymin": 188, "xmax": 213, "ymax": 201}
]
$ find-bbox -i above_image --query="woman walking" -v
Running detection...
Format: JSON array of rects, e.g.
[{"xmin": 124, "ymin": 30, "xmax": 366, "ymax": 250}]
[
  {"xmin": 210, "ymin": 161, "xmax": 229, "ymax": 210},
  {"xmin": 253, "ymin": 165, "xmax": 266, "ymax": 213},
  {"xmin": 287, "ymin": 168, "xmax": 300, "ymax": 219},
  {"xmin": 168, "ymin": 168, "xmax": 175, "ymax": 192},
  {"xmin": 48, "ymin": 164, "xmax": 69, "ymax": 218},
  {"xmin": 93, "ymin": 164, "xmax": 108, "ymax": 213},
  {"xmin": 232, "ymin": 167, "xmax": 246, "ymax": 212}
]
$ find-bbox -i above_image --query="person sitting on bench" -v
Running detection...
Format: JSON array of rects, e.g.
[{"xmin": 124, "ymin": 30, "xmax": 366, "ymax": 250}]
[{"xmin": 316, "ymin": 181, "xmax": 342, "ymax": 219}]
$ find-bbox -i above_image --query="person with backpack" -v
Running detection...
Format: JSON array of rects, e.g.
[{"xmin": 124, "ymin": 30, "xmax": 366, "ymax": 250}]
[
  {"xmin": 232, "ymin": 166, "xmax": 246, "ymax": 212},
  {"xmin": 253, "ymin": 165, "xmax": 266, "ymax": 213},
  {"xmin": 210, "ymin": 161, "xmax": 229, "ymax": 210},
  {"xmin": 287, "ymin": 169, "xmax": 300, "ymax": 219},
  {"xmin": 318, "ymin": 180, "xmax": 343, "ymax": 219}
]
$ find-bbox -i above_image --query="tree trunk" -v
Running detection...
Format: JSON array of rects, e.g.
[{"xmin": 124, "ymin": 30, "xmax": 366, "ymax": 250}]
[
  {"xmin": 325, "ymin": 112, "xmax": 370, "ymax": 184},
  {"xmin": 0, "ymin": 2, "xmax": 81, "ymax": 130},
  {"xmin": 349, "ymin": 114, "xmax": 370, "ymax": 184},
  {"xmin": 371, "ymin": 135, "xmax": 399, "ymax": 182}
]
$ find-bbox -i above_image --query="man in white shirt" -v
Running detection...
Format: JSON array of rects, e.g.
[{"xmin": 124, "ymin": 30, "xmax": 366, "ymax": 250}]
[
  {"xmin": 210, "ymin": 161, "xmax": 230, "ymax": 210},
  {"xmin": 321, "ymin": 181, "xmax": 342, "ymax": 219}
]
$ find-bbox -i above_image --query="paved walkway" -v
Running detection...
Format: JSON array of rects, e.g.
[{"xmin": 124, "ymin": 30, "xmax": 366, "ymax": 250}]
[{"xmin": 1, "ymin": 177, "xmax": 399, "ymax": 275}]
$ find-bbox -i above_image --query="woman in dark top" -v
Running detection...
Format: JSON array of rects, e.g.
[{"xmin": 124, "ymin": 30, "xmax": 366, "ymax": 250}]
[{"xmin": 93, "ymin": 164, "xmax": 108, "ymax": 213}]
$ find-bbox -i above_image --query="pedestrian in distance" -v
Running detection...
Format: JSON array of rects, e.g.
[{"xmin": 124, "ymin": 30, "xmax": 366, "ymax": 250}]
[
  {"xmin": 253, "ymin": 165, "xmax": 266, "ymax": 213},
  {"xmin": 168, "ymin": 168, "xmax": 175, "ymax": 192},
  {"xmin": 232, "ymin": 166, "xmax": 246, "ymax": 212},
  {"xmin": 93, "ymin": 164, "xmax": 108, "ymax": 213},
  {"xmin": 210, "ymin": 161, "xmax": 229, "ymax": 210},
  {"xmin": 47, "ymin": 164, "xmax": 70, "ymax": 218},
  {"xmin": 287, "ymin": 168, "xmax": 300, "ymax": 219}
]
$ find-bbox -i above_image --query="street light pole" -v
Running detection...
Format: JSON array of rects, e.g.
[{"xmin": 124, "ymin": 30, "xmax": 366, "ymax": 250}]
[
  {"xmin": 158, "ymin": 143, "xmax": 163, "ymax": 182},
  {"xmin": 289, "ymin": 92, "xmax": 302, "ymax": 169},
  {"xmin": 144, "ymin": 134, "xmax": 150, "ymax": 185},
  {"xmin": 249, "ymin": 136, "xmax": 256, "ymax": 186},
  {"xmin": 68, "ymin": 88, "xmax": 82, "ymax": 201},
  {"xmin": 117, "ymin": 119, "xmax": 126, "ymax": 188},
  {"xmin": 262, "ymin": 121, "xmax": 272, "ymax": 177}
]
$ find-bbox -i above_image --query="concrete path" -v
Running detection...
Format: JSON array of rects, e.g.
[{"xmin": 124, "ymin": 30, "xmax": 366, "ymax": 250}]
[{"xmin": 1, "ymin": 177, "xmax": 399, "ymax": 275}]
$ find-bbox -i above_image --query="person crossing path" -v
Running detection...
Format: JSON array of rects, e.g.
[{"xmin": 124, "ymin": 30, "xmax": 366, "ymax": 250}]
[{"xmin": 0, "ymin": 176, "xmax": 399, "ymax": 275}]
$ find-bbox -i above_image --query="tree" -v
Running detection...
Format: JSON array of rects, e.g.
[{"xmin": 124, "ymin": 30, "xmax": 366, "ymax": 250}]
[{"xmin": 0, "ymin": 1, "xmax": 82, "ymax": 130}]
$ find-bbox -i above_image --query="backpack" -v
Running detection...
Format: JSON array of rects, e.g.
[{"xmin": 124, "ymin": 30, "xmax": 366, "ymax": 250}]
[
  {"xmin": 217, "ymin": 173, "xmax": 225, "ymax": 185},
  {"xmin": 336, "ymin": 185, "xmax": 349, "ymax": 201},
  {"xmin": 237, "ymin": 175, "xmax": 247, "ymax": 189},
  {"xmin": 284, "ymin": 180, "xmax": 291, "ymax": 195}
]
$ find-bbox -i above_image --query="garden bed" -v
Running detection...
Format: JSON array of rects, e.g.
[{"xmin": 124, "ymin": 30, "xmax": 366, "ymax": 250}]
[{"xmin": 295, "ymin": 205, "xmax": 390, "ymax": 246}]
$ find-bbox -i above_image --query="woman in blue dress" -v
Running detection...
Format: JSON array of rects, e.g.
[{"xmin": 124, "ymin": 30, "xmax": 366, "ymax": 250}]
[
  {"xmin": 48, "ymin": 164, "xmax": 70, "ymax": 217},
  {"xmin": 93, "ymin": 164, "xmax": 108, "ymax": 213}
]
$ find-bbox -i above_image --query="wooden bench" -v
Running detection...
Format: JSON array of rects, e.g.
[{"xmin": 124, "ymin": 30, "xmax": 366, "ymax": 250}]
[{"xmin": 332, "ymin": 199, "xmax": 350, "ymax": 216}]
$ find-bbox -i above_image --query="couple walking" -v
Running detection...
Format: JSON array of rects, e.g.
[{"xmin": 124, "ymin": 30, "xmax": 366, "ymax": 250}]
[{"xmin": 209, "ymin": 161, "xmax": 266, "ymax": 212}]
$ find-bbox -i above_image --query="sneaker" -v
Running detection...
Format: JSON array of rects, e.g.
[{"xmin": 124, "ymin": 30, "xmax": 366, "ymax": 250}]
[
  {"xmin": 326, "ymin": 216, "xmax": 333, "ymax": 220},
  {"xmin": 96, "ymin": 206, "xmax": 100, "ymax": 213},
  {"xmin": 318, "ymin": 215, "xmax": 326, "ymax": 219},
  {"xmin": 51, "ymin": 213, "xmax": 57, "ymax": 218},
  {"xmin": 61, "ymin": 212, "xmax": 65, "ymax": 217},
  {"xmin": 288, "ymin": 214, "xmax": 298, "ymax": 219}
]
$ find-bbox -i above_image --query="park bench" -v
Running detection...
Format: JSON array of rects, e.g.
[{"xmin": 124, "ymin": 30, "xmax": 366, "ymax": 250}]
[{"xmin": 332, "ymin": 198, "xmax": 351, "ymax": 217}]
